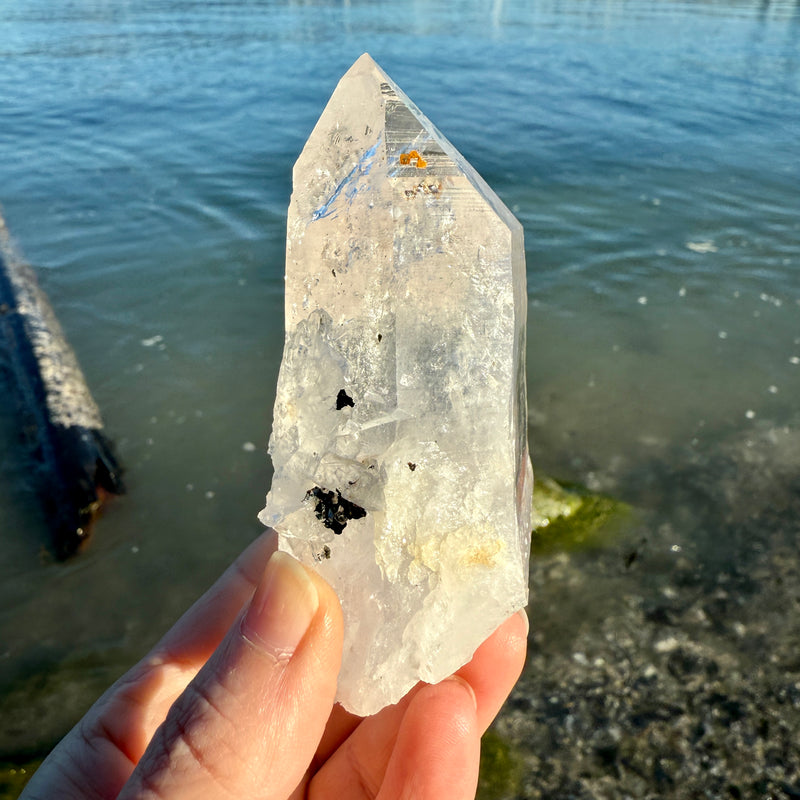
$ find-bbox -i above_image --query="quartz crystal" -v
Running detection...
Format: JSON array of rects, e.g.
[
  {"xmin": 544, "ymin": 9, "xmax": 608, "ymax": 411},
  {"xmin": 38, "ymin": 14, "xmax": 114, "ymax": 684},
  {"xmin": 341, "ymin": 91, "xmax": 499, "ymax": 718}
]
[{"xmin": 259, "ymin": 53, "xmax": 532, "ymax": 716}]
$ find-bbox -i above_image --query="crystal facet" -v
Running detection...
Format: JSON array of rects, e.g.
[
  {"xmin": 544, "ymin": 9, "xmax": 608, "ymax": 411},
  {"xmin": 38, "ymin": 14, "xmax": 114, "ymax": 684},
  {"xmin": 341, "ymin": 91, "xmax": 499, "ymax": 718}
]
[{"xmin": 260, "ymin": 53, "xmax": 532, "ymax": 716}]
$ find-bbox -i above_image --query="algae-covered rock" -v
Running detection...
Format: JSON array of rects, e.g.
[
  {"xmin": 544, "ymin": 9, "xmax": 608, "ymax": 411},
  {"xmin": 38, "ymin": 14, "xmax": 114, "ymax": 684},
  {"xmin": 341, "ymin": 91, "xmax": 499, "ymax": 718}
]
[
  {"xmin": 531, "ymin": 475, "xmax": 633, "ymax": 555},
  {"xmin": 477, "ymin": 728, "xmax": 525, "ymax": 800},
  {"xmin": 0, "ymin": 757, "xmax": 41, "ymax": 800}
]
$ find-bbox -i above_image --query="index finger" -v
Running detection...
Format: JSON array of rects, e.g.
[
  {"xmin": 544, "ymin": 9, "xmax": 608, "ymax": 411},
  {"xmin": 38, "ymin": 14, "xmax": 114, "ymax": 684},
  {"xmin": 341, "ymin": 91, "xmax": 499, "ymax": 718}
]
[{"xmin": 154, "ymin": 529, "xmax": 278, "ymax": 662}]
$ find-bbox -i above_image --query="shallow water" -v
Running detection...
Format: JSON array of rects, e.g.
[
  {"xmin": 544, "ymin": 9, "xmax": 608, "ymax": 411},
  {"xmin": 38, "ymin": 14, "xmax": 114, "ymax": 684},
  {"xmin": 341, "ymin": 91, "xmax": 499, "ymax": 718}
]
[{"xmin": 1, "ymin": 0, "xmax": 799, "ymax": 756}]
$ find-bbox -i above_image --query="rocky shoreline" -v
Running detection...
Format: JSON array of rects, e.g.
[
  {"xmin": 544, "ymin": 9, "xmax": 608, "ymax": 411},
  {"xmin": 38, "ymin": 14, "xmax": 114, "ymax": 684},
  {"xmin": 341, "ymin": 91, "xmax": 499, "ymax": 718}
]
[{"xmin": 486, "ymin": 422, "xmax": 800, "ymax": 799}]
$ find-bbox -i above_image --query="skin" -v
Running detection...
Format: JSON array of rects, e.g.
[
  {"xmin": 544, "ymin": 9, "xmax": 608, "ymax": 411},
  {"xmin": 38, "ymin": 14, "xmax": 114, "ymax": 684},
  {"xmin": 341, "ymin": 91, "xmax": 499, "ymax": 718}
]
[{"xmin": 21, "ymin": 530, "xmax": 528, "ymax": 800}]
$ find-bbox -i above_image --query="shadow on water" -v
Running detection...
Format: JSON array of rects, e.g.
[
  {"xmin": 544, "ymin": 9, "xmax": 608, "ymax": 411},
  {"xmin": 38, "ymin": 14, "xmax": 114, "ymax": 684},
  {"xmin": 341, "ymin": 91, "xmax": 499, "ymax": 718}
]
[{"xmin": 0, "ymin": 380, "xmax": 52, "ymax": 561}]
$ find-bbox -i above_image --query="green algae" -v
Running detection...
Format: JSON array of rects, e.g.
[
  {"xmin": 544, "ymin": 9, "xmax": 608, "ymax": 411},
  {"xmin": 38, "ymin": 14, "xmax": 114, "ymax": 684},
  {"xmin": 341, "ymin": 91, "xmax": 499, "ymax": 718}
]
[
  {"xmin": 531, "ymin": 475, "xmax": 633, "ymax": 555},
  {"xmin": 478, "ymin": 728, "xmax": 525, "ymax": 800},
  {"xmin": 0, "ymin": 758, "xmax": 41, "ymax": 800},
  {"xmin": 0, "ymin": 648, "xmax": 131, "ymax": 759}
]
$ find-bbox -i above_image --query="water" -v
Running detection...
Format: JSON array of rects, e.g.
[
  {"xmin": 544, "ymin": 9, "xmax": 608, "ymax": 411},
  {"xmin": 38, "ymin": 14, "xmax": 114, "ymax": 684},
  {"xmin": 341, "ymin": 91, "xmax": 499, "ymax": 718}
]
[{"xmin": 1, "ymin": 0, "xmax": 799, "ymax": 759}]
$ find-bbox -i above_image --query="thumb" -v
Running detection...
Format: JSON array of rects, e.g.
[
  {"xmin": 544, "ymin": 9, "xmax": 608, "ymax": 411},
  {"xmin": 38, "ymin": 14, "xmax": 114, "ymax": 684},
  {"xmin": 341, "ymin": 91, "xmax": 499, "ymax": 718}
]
[{"xmin": 118, "ymin": 551, "xmax": 343, "ymax": 800}]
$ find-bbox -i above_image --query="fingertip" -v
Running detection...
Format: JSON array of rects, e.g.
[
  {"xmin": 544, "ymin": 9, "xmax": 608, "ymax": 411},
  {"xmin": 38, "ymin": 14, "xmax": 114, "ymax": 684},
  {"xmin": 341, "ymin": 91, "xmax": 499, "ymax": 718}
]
[
  {"xmin": 413, "ymin": 678, "xmax": 479, "ymax": 754},
  {"xmin": 243, "ymin": 549, "xmax": 344, "ymax": 660},
  {"xmin": 241, "ymin": 551, "xmax": 320, "ymax": 658},
  {"xmin": 287, "ymin": 556, "xmax": 345, "ymax": 686},
  {"xmin": 442, "ymin": 674, "xmax": 478, "ymax": 714},
  {"xmin": 456, "ymin": 610, "xmax": 528, "ymax": 734},
  {"xmin": 504, "ymin": 607, "xmax": 530, "ymax": 667},
  {"xmin": 517, "ymin": 606, "xmax": 530, "ymax": 637},
  {"xmin": 486, "ymin": 608, "xmax": 529, "ymax": 667},
  {"xmin": 380, "ymin": 679, "xmax": 480, "ymax": 799},
  {"xmin": 304, "ymin": 560, "xmax": 345, "ymax": 640}
]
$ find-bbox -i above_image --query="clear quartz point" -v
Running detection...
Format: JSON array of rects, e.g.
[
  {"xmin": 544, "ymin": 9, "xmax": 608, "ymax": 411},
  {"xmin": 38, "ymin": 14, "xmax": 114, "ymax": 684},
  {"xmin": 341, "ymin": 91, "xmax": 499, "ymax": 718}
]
[{"xmin": 259, "ymin": 53, "xmax": 532, "ymax": 716}]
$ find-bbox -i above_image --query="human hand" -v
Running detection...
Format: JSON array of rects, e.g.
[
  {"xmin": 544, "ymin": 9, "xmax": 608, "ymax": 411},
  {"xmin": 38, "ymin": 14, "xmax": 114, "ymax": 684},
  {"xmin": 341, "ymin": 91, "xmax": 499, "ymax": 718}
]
[{"xmin": 21, "ymin": 530, "xmax": 528, "ymax": 800}]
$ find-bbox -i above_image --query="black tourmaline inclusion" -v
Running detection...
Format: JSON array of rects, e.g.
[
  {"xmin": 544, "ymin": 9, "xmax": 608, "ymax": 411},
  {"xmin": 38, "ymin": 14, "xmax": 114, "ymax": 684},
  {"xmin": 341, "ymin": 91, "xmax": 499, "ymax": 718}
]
[
  {"xmin": 306, "ymin": 486, "xmax": 366, "ymax": 535},
  {"xmin": 336, "ymin": 389, "xmax": 355, "ymax": 410}
]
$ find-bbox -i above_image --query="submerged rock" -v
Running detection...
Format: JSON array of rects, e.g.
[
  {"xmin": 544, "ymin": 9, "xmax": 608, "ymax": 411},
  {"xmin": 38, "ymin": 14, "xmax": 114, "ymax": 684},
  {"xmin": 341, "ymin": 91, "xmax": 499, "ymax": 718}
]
[{"xmin": 531, "ymin": 475, "xmax": 633, "ymax": 555}]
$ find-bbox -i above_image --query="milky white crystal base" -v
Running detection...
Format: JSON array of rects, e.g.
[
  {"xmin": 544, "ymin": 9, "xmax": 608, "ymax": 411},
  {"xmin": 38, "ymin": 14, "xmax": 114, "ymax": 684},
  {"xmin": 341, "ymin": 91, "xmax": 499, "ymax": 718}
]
[{"xmin": 260, "ymin": 54, "xmax": 532, "ymax": 716}]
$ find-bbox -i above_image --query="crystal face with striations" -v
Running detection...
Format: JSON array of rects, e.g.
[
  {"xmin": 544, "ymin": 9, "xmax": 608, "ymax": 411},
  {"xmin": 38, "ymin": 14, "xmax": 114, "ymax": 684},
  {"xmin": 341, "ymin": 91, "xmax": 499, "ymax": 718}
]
[{"xmin": 259, "ymin": 53, "xmax": 532, "ymax": 716}]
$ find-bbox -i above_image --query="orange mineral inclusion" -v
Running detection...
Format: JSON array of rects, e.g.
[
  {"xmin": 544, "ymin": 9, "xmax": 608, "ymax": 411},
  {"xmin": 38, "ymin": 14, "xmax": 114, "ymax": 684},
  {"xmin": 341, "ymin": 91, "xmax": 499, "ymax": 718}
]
[{"xmin": 399, "ymin": 150, "xmax": 427, "ymax": 168}]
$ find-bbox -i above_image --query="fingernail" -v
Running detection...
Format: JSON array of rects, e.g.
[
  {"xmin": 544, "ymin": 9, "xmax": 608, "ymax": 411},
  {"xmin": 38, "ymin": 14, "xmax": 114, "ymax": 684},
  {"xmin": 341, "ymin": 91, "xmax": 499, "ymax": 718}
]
[
  {"xmin": 445, "ymin": 675, "xmax": 478, "ymax": 711},
  {"xmin": 242, "ymin": 551, "xmax": 319, "ymax": 658},
  {"xmin": 516, "ymin": 607, "xmax": 530, "ymax": 636}
]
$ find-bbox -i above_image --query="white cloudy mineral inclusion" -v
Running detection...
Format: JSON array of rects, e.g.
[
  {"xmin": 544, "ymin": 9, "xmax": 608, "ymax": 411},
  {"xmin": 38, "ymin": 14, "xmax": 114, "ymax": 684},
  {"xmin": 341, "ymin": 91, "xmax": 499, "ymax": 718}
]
[{"xmin": 259, "ymin": 53, "xmax": 532, "ymax": 716}]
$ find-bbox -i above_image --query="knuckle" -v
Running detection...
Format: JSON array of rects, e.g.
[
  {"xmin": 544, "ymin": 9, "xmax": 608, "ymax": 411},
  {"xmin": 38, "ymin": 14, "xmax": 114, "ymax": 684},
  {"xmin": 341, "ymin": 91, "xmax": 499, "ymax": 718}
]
[{"xmin": 144, "ymin": 679, "xmax": 241, "ymax": 796}]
